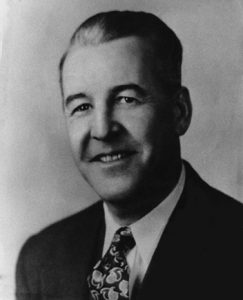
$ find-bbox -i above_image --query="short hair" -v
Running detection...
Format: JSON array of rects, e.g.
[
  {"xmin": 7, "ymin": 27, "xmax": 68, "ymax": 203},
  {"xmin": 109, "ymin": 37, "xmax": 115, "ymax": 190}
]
[{"xmin": 59, "ymin": 10, "xmax": 183, "ymax": 98}]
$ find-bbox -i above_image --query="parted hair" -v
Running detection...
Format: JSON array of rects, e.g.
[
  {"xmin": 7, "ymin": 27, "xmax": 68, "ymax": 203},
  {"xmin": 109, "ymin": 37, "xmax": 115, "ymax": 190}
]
[{"xmin": 59, "ymin": 10, "xmax": 183, "ymax": 97}]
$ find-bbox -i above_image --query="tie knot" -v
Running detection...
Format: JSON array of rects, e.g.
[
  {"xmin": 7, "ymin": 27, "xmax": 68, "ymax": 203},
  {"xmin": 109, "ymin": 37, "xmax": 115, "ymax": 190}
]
[{"xmin": 112, "ymin": 227, "xmax": 135, "ymax": 253}]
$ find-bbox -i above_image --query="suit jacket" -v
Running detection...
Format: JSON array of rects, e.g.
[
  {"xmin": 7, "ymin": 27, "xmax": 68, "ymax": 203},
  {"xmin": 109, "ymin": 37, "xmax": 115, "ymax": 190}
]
[{"xmin": 16, "ymin": 162, "xmax": 243, "ymax": 300}]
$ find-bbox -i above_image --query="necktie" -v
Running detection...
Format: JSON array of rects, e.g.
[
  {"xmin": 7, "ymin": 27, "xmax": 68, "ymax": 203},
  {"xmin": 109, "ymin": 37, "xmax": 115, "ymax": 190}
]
[{"xmin": 87, "ymin": 226, "xmax": 135, "ymax": 300}]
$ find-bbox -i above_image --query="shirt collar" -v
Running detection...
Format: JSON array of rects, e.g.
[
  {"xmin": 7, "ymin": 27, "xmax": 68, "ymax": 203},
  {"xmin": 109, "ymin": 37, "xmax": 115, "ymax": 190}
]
[{"xmin": 103, "ymin": 164, "xmax": 186, "ymax": 266}]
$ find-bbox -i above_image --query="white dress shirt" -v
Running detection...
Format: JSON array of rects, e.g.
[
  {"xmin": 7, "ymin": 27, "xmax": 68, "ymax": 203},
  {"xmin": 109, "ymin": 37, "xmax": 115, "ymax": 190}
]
[{"xmin": 102, "ymin": 164, "xmax": 185, "ymax": 294}]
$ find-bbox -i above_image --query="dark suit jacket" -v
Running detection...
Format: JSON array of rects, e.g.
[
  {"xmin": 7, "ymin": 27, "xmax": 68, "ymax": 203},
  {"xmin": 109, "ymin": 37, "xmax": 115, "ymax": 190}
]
[{"xmin": 16, "ymin": 162, "xmax": 243, "ymax": 300}]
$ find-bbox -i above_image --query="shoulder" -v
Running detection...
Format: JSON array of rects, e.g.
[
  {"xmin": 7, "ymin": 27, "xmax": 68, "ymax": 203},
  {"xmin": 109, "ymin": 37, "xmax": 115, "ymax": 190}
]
[
  {"xmin": 30, "ymin": 200, "xmax": 103, "ymax": 243},
  {"xmin": 17, "ymin": 201, "xmax": 104, "ymax": 268},
  {"xmin": 181, "ymin": 161, "xmax": 243, "ymax": 269},
  {"xmin": 183, "ymin": 160, "xmax": 243, "ymax": 228}
]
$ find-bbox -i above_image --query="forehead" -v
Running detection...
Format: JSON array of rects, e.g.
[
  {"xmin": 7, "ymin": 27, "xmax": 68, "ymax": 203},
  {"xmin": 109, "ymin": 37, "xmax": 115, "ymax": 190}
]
[
  {"xmin": 62, "ymin": 37, "xmax": 158, "ymax": 95},
  {"xmin": 65, "ymin": 35, "xmax": 150, "ymax": 67}
]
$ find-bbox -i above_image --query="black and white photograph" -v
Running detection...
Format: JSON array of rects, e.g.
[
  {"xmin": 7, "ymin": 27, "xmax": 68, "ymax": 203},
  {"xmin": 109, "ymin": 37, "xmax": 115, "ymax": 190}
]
[{"xmin": 0, "ymin": 0, "xmax": 243, "ymax": 299}]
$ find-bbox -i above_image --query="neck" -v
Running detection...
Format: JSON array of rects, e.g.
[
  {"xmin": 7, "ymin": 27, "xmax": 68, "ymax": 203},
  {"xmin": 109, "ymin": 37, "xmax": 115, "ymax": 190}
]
[{"xmin": 104, "ymin": 160, "xmax": 182, "ymax": 226}]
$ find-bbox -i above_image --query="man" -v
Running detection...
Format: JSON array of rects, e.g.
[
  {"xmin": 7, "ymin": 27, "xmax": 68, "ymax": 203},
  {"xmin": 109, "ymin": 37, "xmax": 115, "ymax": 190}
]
[{"xmin": 16, "ymin": 11, "xmax": 243, "ymax": 300}]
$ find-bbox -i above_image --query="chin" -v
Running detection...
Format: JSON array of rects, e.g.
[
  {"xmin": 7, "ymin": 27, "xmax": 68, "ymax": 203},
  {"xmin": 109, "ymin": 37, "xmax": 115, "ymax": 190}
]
[{"xmin": 89, "ymin": 178, "xmax": 138, "ymax": 203}]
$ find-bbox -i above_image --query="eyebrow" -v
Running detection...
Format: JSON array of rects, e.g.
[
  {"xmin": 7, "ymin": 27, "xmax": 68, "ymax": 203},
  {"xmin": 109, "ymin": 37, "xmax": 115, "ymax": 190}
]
[
  {"xmin": 64, "ymin": 83, "xmax": 149, "ymax": 108},
  {"xmin": 110, "ymin": 83, "xmax": 148, "ymax": 97},
  {"xmin": 65, "ymin": 92, "xmax": 86, "ymax": 108}
]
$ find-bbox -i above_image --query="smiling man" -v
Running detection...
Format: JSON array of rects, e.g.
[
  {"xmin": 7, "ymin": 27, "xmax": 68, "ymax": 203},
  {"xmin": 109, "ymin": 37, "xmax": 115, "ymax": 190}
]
[{"xmin": 16, "ymin": 11, "xmax": 243, "ymax": 300}]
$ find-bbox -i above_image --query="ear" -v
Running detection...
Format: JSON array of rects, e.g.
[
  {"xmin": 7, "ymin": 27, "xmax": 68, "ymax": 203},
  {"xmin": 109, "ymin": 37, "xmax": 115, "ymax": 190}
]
[{"xmin": 172, "ymin": 87, "xmax": 192, "ymax": 136}]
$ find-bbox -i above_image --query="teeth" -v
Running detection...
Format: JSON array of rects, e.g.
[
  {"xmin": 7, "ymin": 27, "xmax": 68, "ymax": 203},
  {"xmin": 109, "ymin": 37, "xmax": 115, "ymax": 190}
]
[{"xmin": 100, "ymin": 153, "xmax": 124, "ymax": 162}]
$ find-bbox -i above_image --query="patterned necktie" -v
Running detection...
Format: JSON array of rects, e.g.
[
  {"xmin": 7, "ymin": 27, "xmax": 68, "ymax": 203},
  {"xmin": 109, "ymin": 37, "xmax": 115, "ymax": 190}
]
[{"xmin": 87, "ymin": 226, "xmax": 135, "ymax": 300}]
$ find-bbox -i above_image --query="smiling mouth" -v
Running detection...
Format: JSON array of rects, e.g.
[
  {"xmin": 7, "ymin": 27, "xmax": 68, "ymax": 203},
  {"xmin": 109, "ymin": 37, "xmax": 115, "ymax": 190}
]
[{"xmin": 91, "ymin": 151, "xmax": 136, "ymax": 163}]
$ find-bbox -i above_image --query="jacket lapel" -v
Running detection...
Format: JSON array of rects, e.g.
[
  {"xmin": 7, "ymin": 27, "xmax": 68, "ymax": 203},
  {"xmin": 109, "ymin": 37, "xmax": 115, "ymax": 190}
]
[
  {"xmin": 135, "ymin": 163, "xmax": 211, "ymax": 299},
  {"xmin": 41, "ymin": 201, "xmax": 105, "ymax": 300},
  {"xmin": 77, "ymin": 202, "xmax": 106, "ymax": 300}
]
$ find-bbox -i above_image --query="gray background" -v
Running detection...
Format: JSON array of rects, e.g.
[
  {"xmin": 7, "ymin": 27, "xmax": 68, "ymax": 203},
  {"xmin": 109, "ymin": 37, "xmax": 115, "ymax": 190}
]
[{"xmin": 0, "ymin": 0, "xmax": 243, "ymax": 299}]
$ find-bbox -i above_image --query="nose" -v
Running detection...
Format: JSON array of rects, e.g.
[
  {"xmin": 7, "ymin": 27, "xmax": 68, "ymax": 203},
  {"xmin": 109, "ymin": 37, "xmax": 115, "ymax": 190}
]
[{"xmin": 90, "ymin": 106, "xmax": 118, "ymax": 140}]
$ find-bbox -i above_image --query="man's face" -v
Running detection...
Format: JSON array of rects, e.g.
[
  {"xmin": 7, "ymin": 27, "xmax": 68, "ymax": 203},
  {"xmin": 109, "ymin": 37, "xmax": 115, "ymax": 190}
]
[{"xmin": 62, "ymin": 36, "xmax": 179, "ymax": 202}]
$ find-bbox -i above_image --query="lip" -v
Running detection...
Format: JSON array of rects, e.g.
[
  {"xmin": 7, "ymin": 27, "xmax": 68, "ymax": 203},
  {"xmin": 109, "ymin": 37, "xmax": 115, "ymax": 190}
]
[{"xmin": 90, "ymin": 150, "xmax": 137, "ymax": 163}]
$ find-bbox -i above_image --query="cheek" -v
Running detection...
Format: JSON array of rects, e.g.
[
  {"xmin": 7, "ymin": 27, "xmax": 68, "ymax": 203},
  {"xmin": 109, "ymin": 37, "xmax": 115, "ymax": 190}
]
[
  {"xmin": 130, "ymin": 110, "xmax": 174, "ymax": 157},
  {"xmin": 120, "ymin": 107, "xmax": 159, "ymax": 146},
  {"xmin": 66, "ymin": 120, "xmax": 88, "ymax": 157}
]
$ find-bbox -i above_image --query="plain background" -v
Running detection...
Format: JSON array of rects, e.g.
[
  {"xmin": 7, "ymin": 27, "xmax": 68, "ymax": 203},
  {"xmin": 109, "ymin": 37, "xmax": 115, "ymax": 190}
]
[{"xmin": 0, "ymin": 0, "xmax": 243, "ymax": 299}]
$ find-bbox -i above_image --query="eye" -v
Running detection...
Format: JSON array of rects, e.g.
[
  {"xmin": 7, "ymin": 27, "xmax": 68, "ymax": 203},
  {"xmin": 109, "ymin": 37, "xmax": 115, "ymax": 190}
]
[
  {"xmin": 116, "ymin": 96, "xmax": 138, "ymax": 105},
  {"xmin": 71, "ymin": 103, "xmax": 92, "ymax": 116}
]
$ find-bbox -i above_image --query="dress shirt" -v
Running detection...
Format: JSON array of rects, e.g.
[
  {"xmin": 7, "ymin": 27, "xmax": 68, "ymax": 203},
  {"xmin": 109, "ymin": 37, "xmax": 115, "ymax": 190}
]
[{"xmin": 103, "ymin": 164, "xmax": 185, "ymax": 294}]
